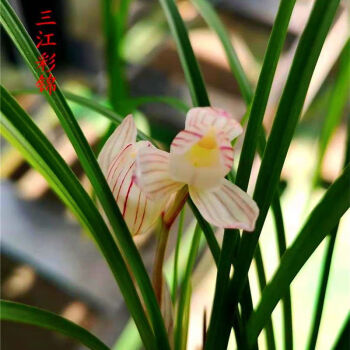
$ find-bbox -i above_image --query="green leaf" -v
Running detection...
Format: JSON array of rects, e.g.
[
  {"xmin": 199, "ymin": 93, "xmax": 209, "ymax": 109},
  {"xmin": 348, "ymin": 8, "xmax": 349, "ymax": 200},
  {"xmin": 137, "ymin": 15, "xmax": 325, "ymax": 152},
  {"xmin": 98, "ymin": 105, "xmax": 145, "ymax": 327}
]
[
  {"xmin": 247, "ymin": 165, "xmax": 350, "ymax": 346},
  {"xmin": 188, "ymin": 198, "xmax": 220, "ymax": 265},
  {"xmin": 207, "ymin": 0, "xmax": 341, "ymax": 346},
  {"xmin": 254, "ymin": 246, "xmax": 276, "ymax": 350},
  {"xmin": 313, "ymin": 39, "xmax": 350, "ymax": 186},
  {"xmin": 235, "ymin": 0, "xmax": 297, "ymax": 192},
  {"xmin": 271, "ymin": 193, "xmax": 293, "ymax": 349},
  {"xmin": 12, "ymin": 88, "xmax": 189, "ymax": 142},
  {"xmin": 331, "ymin": 314, "xmax": 350, "ymax": 350},
  {"xmin": 158, "ymin": 0, "xmax": 209, "ymax": 106},
  {"xmin": 128, "ymin": 95, "xmax": 189, "ymax": 113},
  {"xmin": 174, "ymin": 224, "xmax": 202, "ymax": 350},
  {"xmin": 0, "ymin": 86, "xmax": 155, "ymax": 349},
  {"xmin": 306, "ymin": 225, "xmax": 339, "ymax": 350},
  {"xmin": 172, "ymin": 206, "xmax": 186, "ymax": 303},
  {"xmin": 1, "ymin": 300, "xmax": 109, "ymax": 350},
  {"xmin": 191, "ymin": 0, "xmax": 253, "ymax": 104},
  {"xmin": 0, "ymin": 2, "xmax": 170, "ymax": 348},
  {"xmin": 307, "ymin": 119, "xmax": 350, "ymax": 350},
  {"xmin": 203, "ymin": 0, "xmax": 296, "ymax": 346},
  {"xmin": 101, "ymin": 0, "xmax": 129, "ymax": 113},
  {"xmin": 11, "ymin": 89, "xmax": 152, "ymax": 143}
]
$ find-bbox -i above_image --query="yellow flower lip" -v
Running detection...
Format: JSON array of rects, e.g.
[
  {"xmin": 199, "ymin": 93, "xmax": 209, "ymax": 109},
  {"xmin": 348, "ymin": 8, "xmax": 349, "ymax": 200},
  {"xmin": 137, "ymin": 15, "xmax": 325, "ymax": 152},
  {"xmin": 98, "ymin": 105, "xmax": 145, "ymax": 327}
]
[
  {"xmin": 197, "ymin": 129, "xmax": 217, "ymax": 149},
  {"xmin": 186, "ymin": 129, "xmax": 219, "ymax": 167}
]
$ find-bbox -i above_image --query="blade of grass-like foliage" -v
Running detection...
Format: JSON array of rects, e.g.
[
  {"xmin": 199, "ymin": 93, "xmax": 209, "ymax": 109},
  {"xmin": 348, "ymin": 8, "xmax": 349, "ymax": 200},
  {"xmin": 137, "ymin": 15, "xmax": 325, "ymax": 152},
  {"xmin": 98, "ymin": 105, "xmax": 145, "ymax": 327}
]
[
  {"xmin": 306, "ymin": 225, "xmax": 338, "ymax": 350},
  {"xmin": 313, "ymin": 39, "xmax": 350, "ymax": 186},
  {"xmin": 235, "ymin": 0, "xmax": 296, "ymax": 191},
  {"xmin": 271, "ymin": 193, "xmax": 293, "ymax": 349},
  {"xmin": 172, "ymin": 206, "xmax": 186, "ymax": 303},
  {"xmin": 174, "ymin": 224, "xmax": 202, "ymax": 350},
  {"xmin": 0, "ymin": 86, "xmax": 155, "ymax": 349},
  {"xmin": 191, "ymin": 0, "xmax": 252, "ymax": 104},
  {"xmin": 157, "ymin": 0, "xmax": 209, "ymax": 106},
  {"xmin": 1, "ymin": 300, "xmax": 109, "ymax": 350},
  {"xmin": 12, "ymin": 89, "xmax": 189, "ymax": 141},
  {"xmin": 101, "ymin": 0, "xmax": 129, "ymax": 113},
  {"xmin": 157, "ymin": 1, "xmax": 280, "ymax": 347},
  {"xmin": 247, "ymin": 164, "xmax": 350, "ymax": 345},
  {"xmin": 254, "ymin": 246, "xmax": 276, "ymax": 350},
  {"xmin": 307, "ymin": 119, "xmax": 350, "ymax": 350},
  {"xmin": 11, "ymin": 89, "xmax": 150, "ymax": 142},
  {"xmin": 206, "ymin": 0, "xmax": 341, "ymax": 347},
  {"xmin": 193, "ymin": 1, "xmax": 294, "ymax": 346},
  {"xmin": 188, "ymin": 199, "xmax": 220, "ymax": 264},
  {"xmin": 331, "ymin": 314, "xmax": 350, "ymax": 350},
  {"xmin": 128, "ymin": 96, "xmax": 189, "ymax": 113},
  {"xmin": 0, "ymin": 3, "xmax": 170, "ymax": 347}
]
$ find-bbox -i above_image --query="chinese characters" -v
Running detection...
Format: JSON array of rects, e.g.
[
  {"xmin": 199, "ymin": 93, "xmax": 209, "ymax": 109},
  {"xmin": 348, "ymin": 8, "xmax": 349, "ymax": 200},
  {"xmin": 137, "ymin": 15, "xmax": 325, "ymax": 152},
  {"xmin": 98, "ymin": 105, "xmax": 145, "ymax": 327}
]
[{"xmin": 35, "ymin": 10, "xmax": 57, "ymax": 95}]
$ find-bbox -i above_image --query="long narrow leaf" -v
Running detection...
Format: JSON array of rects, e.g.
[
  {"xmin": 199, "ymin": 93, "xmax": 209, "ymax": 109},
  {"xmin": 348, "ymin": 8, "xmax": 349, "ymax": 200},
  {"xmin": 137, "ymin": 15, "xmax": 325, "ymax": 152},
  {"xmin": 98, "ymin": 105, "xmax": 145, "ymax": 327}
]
[
  {"xmin": 12, "ymin": 89, "xmax": 189, "ymax": 141},
  {"xmin": 11, "ymin": 89, "xmax": 151, "ymax": 142},
  {"xmin": 172, "ymin": 206, "xmax": 186, "ymax": 302},
  {"xmin": 188, "ymin": 199, "xmax": 220, "ymax": 264},
  {"xmin": 0, "ymin": 86, "xmax": 155, "ymax": 349},
  {"xmin": 1, "ymin": 300, "xmax": 109, "ymax": 350},
  {"xmin": 0, "ymin": 2, "xmax": 170, "ymax": 347},
  {"xmin": 313, "ymin": 39, "xmax": 350, "ymax": 186},
  {"xmin": 271, "ymin": 193, "xmax": 293, "ymax": 349},
  {"xmin": 191, "ymin": 0, "xmax": 253, "ymax": 104},
  {"xmin": 254, "ymin": 246, "xmax": 276, "ymax": 350},
  {"xmin": 307, "ymin": 117, "xmax": 350, "ymax": 349},
  {"xmin": 158, "ymin": 0, "xmax": 209, "ymax": 106},
  {"xmin": 331, "ymin": 314, "xmax": 350, "ymax": 350},
  {"xmin": 101, "ymin": 0, "xmax": 129, "ymax": 113},
  {"xmin": 207, "ymin": 0, "xmax": 341, "ymax": 346},
  {"xmin": 247, "ymin": 165, "xmax": 350, "ymax": 345},
  {"xmin": 174, "ymin": 224, "xmax": 202, "ymax": 350},
  {"xmin": 306, "ymin": 225, "xmax": 339, "ymax": 350},
  {"xmin": 235, "ymin": 0, "xmax": 296, "ymax": 191},
  {"xmin": 202, "ymin": 0, "xmax": 296, "ymax": 344}
]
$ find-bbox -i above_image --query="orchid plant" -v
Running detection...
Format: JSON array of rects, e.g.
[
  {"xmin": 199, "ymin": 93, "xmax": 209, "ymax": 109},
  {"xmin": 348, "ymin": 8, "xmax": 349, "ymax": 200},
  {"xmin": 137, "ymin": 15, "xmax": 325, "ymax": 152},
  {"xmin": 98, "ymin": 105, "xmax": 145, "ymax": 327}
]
[{"xmin": 1, "ymin": 0, "xmax": 349, "ymax": 349}]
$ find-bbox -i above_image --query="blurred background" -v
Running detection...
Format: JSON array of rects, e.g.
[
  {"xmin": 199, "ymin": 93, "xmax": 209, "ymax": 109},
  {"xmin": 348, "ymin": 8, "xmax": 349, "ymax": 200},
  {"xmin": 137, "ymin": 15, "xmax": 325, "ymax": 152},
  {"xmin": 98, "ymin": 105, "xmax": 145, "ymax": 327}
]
[{"xmin": 1, "ymin": 0, "xmax": 349, "ymax": 349}]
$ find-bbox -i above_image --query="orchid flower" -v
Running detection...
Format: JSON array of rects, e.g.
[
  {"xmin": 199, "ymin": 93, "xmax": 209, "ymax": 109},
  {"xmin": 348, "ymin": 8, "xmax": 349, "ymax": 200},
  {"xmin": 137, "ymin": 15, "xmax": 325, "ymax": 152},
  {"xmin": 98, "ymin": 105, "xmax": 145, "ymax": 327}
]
[
  {"xmin": 135, "ymin": 107, "xmax": 259, "ymax": 231},
  {"xmin": 98, "ymin": 115, "xmax": 165, "ymax": 235}
]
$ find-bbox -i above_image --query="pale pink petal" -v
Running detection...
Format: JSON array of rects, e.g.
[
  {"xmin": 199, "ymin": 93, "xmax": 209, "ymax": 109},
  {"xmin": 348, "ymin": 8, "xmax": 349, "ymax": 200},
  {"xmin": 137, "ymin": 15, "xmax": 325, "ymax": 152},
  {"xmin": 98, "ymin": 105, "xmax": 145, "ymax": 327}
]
[
  {"xmin": 217, "ymin": 131, "xmax": 234, "ymax": 175},
  {"xmin": 169, "ymin": 129, "xmax": 233, "ymax": 189},
  {"xmin": 106, "ymin": 142, "xmax": 163, "ymax": 235},
  {"xmin": 189, "ymin": 179, "xmax": 259, "ymax": 231},
  {"xmin": 135, "ymin": 144, "xmax": 184, "ymax": 199},
  {"xmin": 170, "ymin": 129, "xmax": 203, "ymax": 155},
  {"xmin": 98, "ymin": 115, "xmax": 137, "ymax": 176},
  {"xmin": 185, "ymin": 107, "xmax": 243, "ymax": 141}
]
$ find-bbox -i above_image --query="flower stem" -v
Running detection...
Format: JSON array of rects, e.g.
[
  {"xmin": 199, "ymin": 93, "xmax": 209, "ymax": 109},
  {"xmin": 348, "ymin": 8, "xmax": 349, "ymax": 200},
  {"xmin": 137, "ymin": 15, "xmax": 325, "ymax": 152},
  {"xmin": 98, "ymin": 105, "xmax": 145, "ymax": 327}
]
[
  {"xmin": 152, "ymin": 223, "xmax": 171, "ymax": 304},
  {"xmin": 152, "ymin": 187, "xmax": 189, "ymax": 304}
]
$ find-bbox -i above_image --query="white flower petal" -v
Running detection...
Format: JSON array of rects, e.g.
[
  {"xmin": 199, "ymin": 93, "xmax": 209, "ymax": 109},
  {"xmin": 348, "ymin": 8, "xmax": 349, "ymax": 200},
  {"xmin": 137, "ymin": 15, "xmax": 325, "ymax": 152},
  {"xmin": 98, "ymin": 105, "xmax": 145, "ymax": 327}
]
[
  {"xmin": 106, "ymin": 142, "xmax": 163, "ymax": 235},
  {"xmin": 189, "ymin": 179, "xmax": 259, "ymax": 231},
  {"xmin": 185, "ymin": 107, "xmax": 243, "ymax": 141},
  {"xmin": 170, "ymin": 129, "xmax": 203, "ymax": 154},
  {"xmin": 135, "ymin": 144, "xmax": 184, "ymax": 199},
  {"xmin": 98, "ymin": 115, "xmax": 137, "ymax": 176},
  {"xmin": 169, "ymin": 129, "xmax": 234, "ymax": 189},
  {"xmin": 217, "ymin": 131, "xmax": 234, "ymax": 176}
]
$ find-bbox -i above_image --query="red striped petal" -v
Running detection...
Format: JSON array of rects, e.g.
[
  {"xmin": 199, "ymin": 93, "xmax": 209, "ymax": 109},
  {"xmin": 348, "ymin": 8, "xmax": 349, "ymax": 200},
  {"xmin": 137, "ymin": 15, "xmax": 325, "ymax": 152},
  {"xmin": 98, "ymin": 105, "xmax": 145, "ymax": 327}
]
[
  {"xmin": 189, "ymin": 179, "xmax": 259, "ymax": 231},
  {"xmin": 170, "ymin": 130, "xmax": 203, "ymax": 154},
  {"xmin": 98, "ymin": 115, "xmax": 137, "ymax": 175},
  {"xmin": 135, "ymin": 145, "xmax": 184, "ymax": 199},
  {"xmin": 105, "ymin": 143, "xmax": 163, "ymax": 235},
  {"xmin": 185, "ymin": 107, "xmax": 242, "ymax": 141}
]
